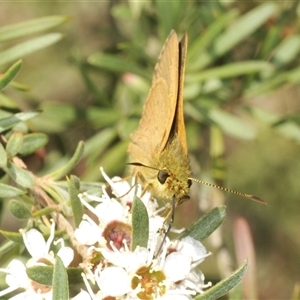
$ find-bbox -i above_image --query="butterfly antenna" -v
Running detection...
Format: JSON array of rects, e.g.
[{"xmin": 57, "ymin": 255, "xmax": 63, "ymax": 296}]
[
  {"xmin": 190, "ymin": 178, "xmax": 268, "ymax": 205},
  {"xmin": 127, "ymin": 162, "xmax": 160, "ymax": 171}
]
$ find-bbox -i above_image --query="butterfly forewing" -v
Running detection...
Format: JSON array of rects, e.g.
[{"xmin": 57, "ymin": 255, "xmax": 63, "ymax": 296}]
[
  {"xmin": 129, "ymin": 30, "xmax": 181, "ymax": 162},
  {"xmin": 173, "ymin": 33, "xmax": 188, "ymax": 155}
]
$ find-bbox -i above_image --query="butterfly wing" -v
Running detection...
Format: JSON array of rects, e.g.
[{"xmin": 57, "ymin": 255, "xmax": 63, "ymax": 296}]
[
  {"xmin": 128, "ymin": 30, "xmax": 180, "ymax": 164},
  {"xmin": 173, "ymin": 33, "xmax": 188, "ymax": 156}
]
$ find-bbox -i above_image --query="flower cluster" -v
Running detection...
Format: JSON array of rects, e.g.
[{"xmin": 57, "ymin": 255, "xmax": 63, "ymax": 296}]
[
  {"xmin": 74, "ymin": 169, "xmax": 211, "ymax": 299},
  {"xmin": 0, "ymin": 220, "xmax": 74, "ymax": 300},
  {"xmin": 0, "ymin": 169, "xmax": 211, "ymax": 299}
]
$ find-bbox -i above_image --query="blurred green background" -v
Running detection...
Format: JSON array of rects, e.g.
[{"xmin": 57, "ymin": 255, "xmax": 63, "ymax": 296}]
[{"xmin": 0, "ymin": 1, "xmax": 299, "ymax": 299}]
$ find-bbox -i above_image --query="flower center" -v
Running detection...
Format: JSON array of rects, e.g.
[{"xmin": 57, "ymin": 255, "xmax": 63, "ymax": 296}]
[
  {"xmin": 132, "ymin": 266, "xmax": 166, "ymax": 299},
  {"xmin": 103, "ymin": 221, "xmax": 131, "ymax": 250}
]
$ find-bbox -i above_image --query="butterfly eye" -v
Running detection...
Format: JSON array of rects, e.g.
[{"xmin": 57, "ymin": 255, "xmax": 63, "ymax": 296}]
[
  {"xmin": 157, "ymin": 169, "xmax": 170, "ymax": 184},
  {"xmin": 187, "ymin": 179, "xmax": 192, "ymax": 188}
]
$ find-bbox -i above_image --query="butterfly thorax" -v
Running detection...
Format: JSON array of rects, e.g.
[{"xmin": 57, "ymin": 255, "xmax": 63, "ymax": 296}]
[{"xmin": 132, "ymin": 135, "xmax": 191, "ymax": 201}]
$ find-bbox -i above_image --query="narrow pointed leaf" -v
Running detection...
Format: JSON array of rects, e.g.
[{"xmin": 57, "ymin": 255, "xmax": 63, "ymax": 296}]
[
  {"xmin": 0, "ymin": 33, "xmax": 64, "ymax": 66},
  {"xmin": 194, "ymin": 262, "xmax": 248, "ymax": 300},
  {"xmin": 31, "ymin": 206, "xmax": 57, "ymax": 218},
  {"xmin": 0, "ymin": 15, "xmax": 70, "ymax": 42},
  {"xmin": 0, "ymin": 229, "xmax": 23, "ymax": 244},
  {"xmin": 186, "ymin": 61, "xmax": 273, "ymax": 83},
  {"xmin": 131, "ymin": 196, "xmax": 149, "ymax": 250},
  {"xmin": 53, "ymin": 256, "xmax": 69, "ymax": 300},
  {"xmin": 47, "ymin": 141, "xmax": 84, "ymax": 180},
  {"xmin": 178, "ymin": 206, "xmax": 226, "ymax": 241},
  {"xmin": 0, "ymin": 60, "xmax": 22, "ymax": 90},
  {"xmin": 0, "ymin": 111, "xmax": 40, "ymax": 133},
  {"xmin": 214, "ymin": 3, "xmax": 278, "ymax": 57},
  {"xmin": 68, "ymin": 175, "xmax": 83, "ymax": 227}
]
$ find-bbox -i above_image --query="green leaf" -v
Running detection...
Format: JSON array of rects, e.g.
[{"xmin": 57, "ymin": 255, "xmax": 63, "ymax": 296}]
[
  {"xmin": 272, "ymin": 35, "xmax": 300, "ymax": 67},
  {"xmin": 52, "ymin": 256, "xmax": 69, "ymax": 300},
  {"xmin": 0, "ymin": 92, "xmax": 18, "ymax": 109},
  {"xmin": 0, "ymin": 60, "xmax": 22, "ymax": 91},
  {"xmin": 131, "ymin": 196, "xmax": 149, "ymax": 250},
  {"xmin": 47, "ymin": 141, "xmax": 85, "ymax": 180},
  {"xmin": 68, "ymin": 175, "xmax": 83, "ymax": 227},
  {"xmin": 0, "ymin": 240, "xmax": 18, "ymax": 257},
  {"xmin": 6, "ymin": 161, "xmax": 35, "ymax": 188},
  {"xmin": 0, "ymin": 183, "xmax": 24, "ymax": 197},
  {"xmin": 84, "ymin": 127, "xmax": 118, "ymax": 162},
  {"xmin": 88, "ymin": 52, "xmax": 150, "ymax": 80},
  {"xmin": 276, "ymin": 122, "xmax": 300, "ymax": 142},
  {"xmin": 0, "ymin": 33, "xmax": 64, "ymax": 66},
  {"xmin": 0, "ymin": 229, "xmax": 23, "ymax": 244},
  {"xmin": 178, "ymin": 206, "xmax": 226, "ymax": 241},
  {"xmin": 214, "ymin": 3, "xmax": 278, "ymax": 57},
  {"xmin": 188, "ymin": 9, "xmax": 239, "ymax": 66},
  {"xmin": 209, "ymin": 109, "xmax": 256, "ymax": 140},
  {"xmin": 194, "ymin": 262, "xmax": 248, "ymax": 300},
  {"xmin": 19, "ymin": 133, "xmax": 48, "ymax": 156},
  {"xmin": 9, "ymin": 199, "xmax": 31, "ymax": 219},
  {"xmin": 186, "ymin": 61, "xmax": 273, "ymax": 83},
  {"xmin": 6, "ymin": 131, "xmax": 23, "ymax": 158},
  {"xmin": 27, "ymin": 265, "xmax": 53, "ymax": 286},
  {"xmin": 0, "ymin": 111, "xmax": 40, "ymax": 133},
  {"xmin": 97, "ymin": 140, "xmax": 128, "ymax": 177},
  {"xmin": 0, "ymin": 15, "xmax": 70, "ymax": 42},
  {"xmin": 27, "ymin": 265, "xmax": 83, "ymax": 286},
  {"xmin": 86, "ymin": 107, "xmax": 122, "ymax": 127},
  {"xmin": 31, "ymin": 206, "xmax": 57, "ymax": 218},
  {"xmin": 0, "ymin": 143, "xmax": 7, "ymax": 166}
]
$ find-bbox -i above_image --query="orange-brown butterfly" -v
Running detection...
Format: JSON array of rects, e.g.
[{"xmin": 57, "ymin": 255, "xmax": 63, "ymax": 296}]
[{"xmin": 128, "ymin": 30, "xmax": 266, "ymax": 212}]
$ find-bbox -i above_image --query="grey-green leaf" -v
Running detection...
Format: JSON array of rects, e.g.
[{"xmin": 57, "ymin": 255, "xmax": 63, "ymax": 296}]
[
  {"xmin": 6, "ymin": 162, "xmax": 35, "ymax": 188},
  {"xmin": 194, "ymin": 261, "xmax": 248, "ymax": 300},
  {"xmin": 186, "ymin": 61, "xmax": 273, "ymax": 83},
  {"xmin": 0, "ymin": 60, "xmax": 22, "ymax": 91},
  {"xmin": 19, "ymin": 133, "xmax": 48, "ymax": 156},
  {"xmin": 9, "ymin": 199, "xmax": 31, "ymax": 219},
  {"xmin": 68, "ymin": 175, "xmax": 83, "ymax": 228},
  {"xmin": 47, "ymin": 141, "xmax": 85, "ymax": 180},
  {"xmin": 6, "ymin": 131, "xmax": 23, "ymax": 158},
  {"xmin": 0, "ymin": 229, "xmax": 23, "ymax": 244},
  {"xmin": 53, "ymin": 256, "xmax": 69, "ymax": 300},
  {"xmin": 0, "ymin": 183, "xmax": 24, "ymax": 197},
  {"xmin": 27, "ymin": 266, "xmax": 53, "ymax": 286},
  {"xmin": 178, "ymin": 206, "xmax": 226, "ymax": 241},
  {"xmin": 0, "ymin": 33, "xmax": 64, "ymax": 66},
  {"xmin": 0, "ymin": 111, "xmax": 40, "ymax": 133},
  {"xmin": 0, "ymin": 143, "xmax": 7, "ymax": 167},
  {"xmin": 131, "ymin": 196, "xmax": 149, "ymax": 250}
]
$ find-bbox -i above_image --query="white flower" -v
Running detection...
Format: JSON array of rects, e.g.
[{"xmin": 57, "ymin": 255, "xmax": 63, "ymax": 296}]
[
  {"xmin": 96, "ymin": 266, "xmax": 132, "ymax": 297},
  {"xmin": 0, "ymin": 220, "xmax": 74, "ymax": 299},
  {"xmin": 74, "ymin": 169, "xmax": 211, "ymax": 299}
]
